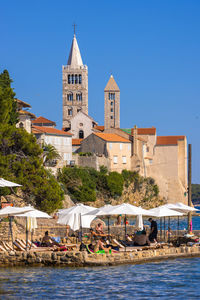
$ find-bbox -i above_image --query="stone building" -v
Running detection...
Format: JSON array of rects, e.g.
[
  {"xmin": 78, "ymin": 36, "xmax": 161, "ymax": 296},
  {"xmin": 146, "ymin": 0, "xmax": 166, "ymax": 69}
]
[
  {"xmin": 62, "ymin": 34, "xmax": 88, "ymax": 130},
  {"xmin": 69, "ymin": 111, "xmax": 97, "ymax": 139},
  {"xmin": 16, "ymin": 99, "xmax": 36, "ymax": 133},
  {"xmin": 32, "ymin": 125, "xmax": 73, "ymax": 164},
  {"xmin": 104, "ymin": 75, "xmax": 120, "ymax": 130},
  {"xmin": 80, "ymin": 132, "xmax": 131, "ymax": 173}
]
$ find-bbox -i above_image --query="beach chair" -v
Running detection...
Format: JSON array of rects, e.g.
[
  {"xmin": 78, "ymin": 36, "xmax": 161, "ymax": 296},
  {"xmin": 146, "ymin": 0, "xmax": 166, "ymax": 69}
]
[
  {"xmin": 13, "ymin": 240, "xmax": 25, "ymax": 251},
  {"xmin": 0, "ymin": 245, "xmax": 7, "ymax": 252}
]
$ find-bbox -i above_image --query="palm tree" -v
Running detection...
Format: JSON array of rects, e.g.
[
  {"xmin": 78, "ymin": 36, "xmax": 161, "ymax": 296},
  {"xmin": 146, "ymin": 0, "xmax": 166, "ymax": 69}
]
[{"xmin": 42, "ymin": 143, "xmax": 61, "ymax": 166}]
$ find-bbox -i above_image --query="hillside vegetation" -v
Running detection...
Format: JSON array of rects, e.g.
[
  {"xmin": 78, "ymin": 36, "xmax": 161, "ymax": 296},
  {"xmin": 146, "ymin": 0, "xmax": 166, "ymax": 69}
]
[{"xmin": 192, "ymin": 184, "xmax": 200, "ymax": 205}]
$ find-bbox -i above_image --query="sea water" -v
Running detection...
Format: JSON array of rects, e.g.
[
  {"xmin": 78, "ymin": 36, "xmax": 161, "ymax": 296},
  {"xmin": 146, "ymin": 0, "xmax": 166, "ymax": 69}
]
[{"xmin": 0, "ymin": 258, "xmax": 200, "ymax": 299}]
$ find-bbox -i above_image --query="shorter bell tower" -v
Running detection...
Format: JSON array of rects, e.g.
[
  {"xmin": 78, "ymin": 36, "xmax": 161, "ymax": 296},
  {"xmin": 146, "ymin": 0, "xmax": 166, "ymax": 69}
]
[{"xmin": 104, "ymin": 75, "xmax": 120, "ymax": 129}]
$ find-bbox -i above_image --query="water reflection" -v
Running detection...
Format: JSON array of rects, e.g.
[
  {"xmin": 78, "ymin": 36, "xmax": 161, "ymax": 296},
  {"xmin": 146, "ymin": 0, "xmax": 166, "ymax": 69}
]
[{"xmin": 0, "ymin": 258, "xmax": 200, "ymax": 299}]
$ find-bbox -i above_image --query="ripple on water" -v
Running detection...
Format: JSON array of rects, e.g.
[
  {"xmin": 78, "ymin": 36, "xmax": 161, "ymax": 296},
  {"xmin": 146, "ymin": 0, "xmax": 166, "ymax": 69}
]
[{"xmin": 0, "ymin": 258, "xmax": 200, "ymax": 299}]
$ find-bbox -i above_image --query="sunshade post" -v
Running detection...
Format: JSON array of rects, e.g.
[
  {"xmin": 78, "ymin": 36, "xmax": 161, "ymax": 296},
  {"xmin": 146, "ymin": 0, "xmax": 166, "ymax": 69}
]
[
  {"xmin": 108, "ymin": 216, "xmax": 110, "ymax": 242},
  {"xmin": 9, "ymin": 216, "xmax": 14, "ymax": 250},
  {"xmin": 26, "ymin": 217, "xmax": 28, "ymax": 251},
  {"xmin": 79, "ymin": 213, "xmax": 82, "ymax": 243},
  {"xmin": 168, "ymin": 217, "xmax": 170, "ymax": 244},
  {"xmin": 125, "ymin": 214, "xmax": 127, "ymax": 252},
  {"xmin": 160, "ymin": 218, "xmax": 162, "ymax": 241},
  {"xmin": 164, "ymin": 217, "xmax": 166, "ymax": 242}
]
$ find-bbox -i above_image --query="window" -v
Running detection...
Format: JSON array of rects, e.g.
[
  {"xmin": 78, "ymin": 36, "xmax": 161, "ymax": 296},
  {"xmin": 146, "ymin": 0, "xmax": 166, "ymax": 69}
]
[
  {"xmin": 68, "ymin": 75, "xmax": 71, "ymax": 84},
  {"xmin": 111, "ymin": 108, "xmax": 113, "ymax": 112},
  {"xmin": 68, "ymin": 109, "xmax": 72, "ymax": 116},
  {"xmin": 79, "ymin": 74, "xmax": 82, "ymax": 84},
  {"xmin": 122, "ymin": 156, "xmax": 127, "ymax": 164},
  {"xmin": 149, "ymin": 159, "xmax": 153, "ymax": 165},
  {"xmin": 109, "ymin": 93, "xmax": 115, "ymax": 100},
  {"xmin": 146, "ymin": 146, "xmax": 149, "ymax": 152},
  {"xmin": 71, "ymin": 74, "xmax": 74, "ymax": 84},
  {"xmin": 75, "ymin": 74, "xmax": 78, "ymax": 84},
  {"xmin": 76, "ymin": 93, "xmax": 82, "ymax": 101},
  {"xmin": 120, "ymin": 143, "xmax": 123, "ymax": 150},
  {"xmin": 109, "ymin": 143, "xmax": 112, "ymax": 150},
  {"xmin": 77, "ymin": 108, "xmax": 81, "ymax": 113},
  {"xmin": 110, "ymin": 116, "xmax": 113, "ymax": 119},
  {"xmin": 79, "ymin": 123, "xmax": 83, "ymax": 127},
  {"xmin": 79, "ymin": 130, "xmax": 84, "ymax": 139},
  {"xmin": 67, "ymin": 93, "xmax": 73, "ymax": 101},
  {"xmin": 19, "ymin": 122, "xmax": 24, "ymax": 128},
  {"xmin": 111, "ymin": 102, "xmax": 113, "ymax": 106},
  {"xmin": 113, "ymin": 156, "xmax": 118, "ymax": 164}
]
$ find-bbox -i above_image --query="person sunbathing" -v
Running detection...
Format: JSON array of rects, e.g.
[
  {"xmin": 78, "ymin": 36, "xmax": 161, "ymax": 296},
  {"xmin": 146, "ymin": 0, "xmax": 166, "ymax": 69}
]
[
  {"xmin": 132, "ymin": 229, "xmax": 150, "ymax": 246},
  {"xmin": 41, "ymin": 231, "xmax": 60, "ymax": 247},
  {"xmin": 90, "ymin": 228, "xmax": 111, "ymax": 253}
]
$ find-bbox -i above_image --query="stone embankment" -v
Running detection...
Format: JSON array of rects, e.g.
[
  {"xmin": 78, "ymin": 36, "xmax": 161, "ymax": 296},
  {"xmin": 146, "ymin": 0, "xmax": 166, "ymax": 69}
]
[{"xmin": 0, "ymin": 245, "xmax": 200, "ymax": 267}]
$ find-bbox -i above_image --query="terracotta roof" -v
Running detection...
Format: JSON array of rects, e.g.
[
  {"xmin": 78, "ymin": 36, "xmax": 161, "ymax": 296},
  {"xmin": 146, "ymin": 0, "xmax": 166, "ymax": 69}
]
[
  {"xmin": 32, "ymin": 116, "xmax": 56, "ymax": 126},
  {"xmin": 94, "ymin": 125, "xmax": 104, "ymax": 132},
  {"xmin": 19, "ymin": 110, "xmax": 36, "ymax": 118},
  {"xmin": 72, "ymin": 139, "xmax": 83, "ymax": 145},
  {"xmin": 32, "ymin": 125, "xmax": 72, "ymax": 136},
  {"xmin": 15, "ymin": 98, "xmax": 31, "ymax": 108},
  {"xmin": 94, "ymin": 133, "xmax": 130, "ymax": 143},
  {"xmin": 136, "ymin": 127, "xmax": 156, "ymax": 135},
  {"xmin": 104, "ymin": 75, "xmax": 120, "ymax": 91},
  {"xmin": 156, "ymin": 136, "xmax": 185, "ymax": 146}
]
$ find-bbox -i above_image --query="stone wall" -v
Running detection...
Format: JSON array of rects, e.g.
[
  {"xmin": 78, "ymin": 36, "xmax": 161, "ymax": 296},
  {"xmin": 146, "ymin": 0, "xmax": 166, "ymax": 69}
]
[{"xmin": 0, "ymin": 245, "xmax": 200, "ymax": 267}]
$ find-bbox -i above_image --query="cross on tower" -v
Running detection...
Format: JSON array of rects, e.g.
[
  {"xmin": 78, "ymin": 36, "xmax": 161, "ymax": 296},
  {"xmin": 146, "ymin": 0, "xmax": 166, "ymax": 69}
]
[{"xmin": 73, "ymin": 23, "xmax": 77, "ymax": 35}]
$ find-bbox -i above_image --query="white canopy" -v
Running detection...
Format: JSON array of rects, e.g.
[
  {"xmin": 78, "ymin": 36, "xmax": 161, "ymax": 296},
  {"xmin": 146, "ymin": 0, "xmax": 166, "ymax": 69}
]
[
  {"xmin": 147, "ymin": 206, "xmax": 183, "ymax": 217},
  {"xmin": 161, "ymin": 203, "xmax": 198, "ymax": 214},
  {"xmin": 57, "ymin": 204, "xmax": 96, "ymax": 231},
  {"xmin": 15, "ymin": 207, "xmax": 51, "ymax": 218},
  {"xmin": 0, "ymin": 178, "xmax": 22, "ymax": 187},
  {"xmin": 85, "ymin": 203, "xmax": 154, "ymax": 217},
  {"xmin": 0, "ymin": 206, "xmax": 33, "ymax": 217},
  {"xmin": 135, "ymin": 215, "xmax": 143, "ymax": 231}
]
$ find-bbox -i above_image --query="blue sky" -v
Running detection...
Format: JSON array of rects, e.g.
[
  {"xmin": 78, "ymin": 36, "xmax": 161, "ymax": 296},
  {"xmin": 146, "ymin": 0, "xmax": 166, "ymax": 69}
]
[{"xmin": 1, "ymin": 0, "xmax": 200, "ymax": 183}]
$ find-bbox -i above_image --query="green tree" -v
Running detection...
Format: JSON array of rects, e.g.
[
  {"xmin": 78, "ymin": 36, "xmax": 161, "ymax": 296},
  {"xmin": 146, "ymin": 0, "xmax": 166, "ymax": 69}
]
[
  {"xmin": 107, "ymin": 172, "xmax": 124, "ymax": 197},
  {"xmin": 0, "ymin": 70, "xmax": 18, "ymax": 125},
  {"xmin": 42, "ymin": 143, "xmax": 61, "ymax": 166}
]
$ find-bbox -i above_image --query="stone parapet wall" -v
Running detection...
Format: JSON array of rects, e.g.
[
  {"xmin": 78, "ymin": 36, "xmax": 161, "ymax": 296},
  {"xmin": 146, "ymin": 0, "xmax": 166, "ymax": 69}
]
[{"xmin": 0, "ymin": 245, "xmax": 200, "ymax": 267}]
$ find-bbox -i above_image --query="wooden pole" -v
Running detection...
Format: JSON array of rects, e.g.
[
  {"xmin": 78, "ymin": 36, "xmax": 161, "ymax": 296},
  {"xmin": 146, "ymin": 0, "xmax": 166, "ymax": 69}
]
[{"xmin": 188, "ymin": 144, "xmax": 192, "ymax": 233}]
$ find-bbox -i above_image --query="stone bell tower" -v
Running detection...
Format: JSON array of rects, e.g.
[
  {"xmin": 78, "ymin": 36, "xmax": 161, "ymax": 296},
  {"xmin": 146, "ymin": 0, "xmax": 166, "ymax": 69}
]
[
  {"xmin": 104, "ymin": 75, "xmax": 120, "ymax": 129},
  {"xmin": 62, "ymin": 34, "xmax": 88, "ymax": 129}
]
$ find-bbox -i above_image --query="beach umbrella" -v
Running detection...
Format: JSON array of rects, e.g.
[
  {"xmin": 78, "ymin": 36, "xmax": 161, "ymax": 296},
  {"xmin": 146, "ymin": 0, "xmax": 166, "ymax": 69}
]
[
  {"xmin": 0, "ymin": 206, "xmax": 34, "ymax": 247},
  {"xmin": 57, "ymin": 204, "xmax": 96, "ymax": 242},
  {"xmin": 15, "ymin": 207, "xmax": 51, "ymax": 250},
  {"xmin": 135, "ymin": 215, "xmax": 143, "ymax": 231},
  {"xmin": 0, "ymin": 178, "xmax": 22, "ymax": 187}
]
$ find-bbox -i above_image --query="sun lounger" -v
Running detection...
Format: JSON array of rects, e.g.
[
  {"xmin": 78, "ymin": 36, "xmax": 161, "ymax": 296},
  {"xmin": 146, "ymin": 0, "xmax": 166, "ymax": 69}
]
[
  {"xmin": 112, "ymin": 239, "xmax": 125, "ymax": 249},
  {"xmin": 13, "ymin": 240, "xmax": 25, "ymax": 251},
  {"xmin": 0, "ymin": 245, "xmax": 7, "ymax": 252}
]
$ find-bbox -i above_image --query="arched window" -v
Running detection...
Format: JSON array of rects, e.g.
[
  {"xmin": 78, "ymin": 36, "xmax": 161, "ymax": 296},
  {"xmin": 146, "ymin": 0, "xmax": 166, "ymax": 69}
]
[
  {"xmin": 75, "ymin": 74, "xmax": 78, "ymax": 84},
  {"xmin": 19, "ymin": 122, "xmax": 24, "ymax": 128},
  {"xmin": 68, "ymin": 75, "xmax": 71, "ymax": 84},
  {"xmin": 71, "ymin": 74, "xmax": 74, "ymax": 84},
  {"xmin": 79, "ymin": 130, "xmax": 84, "ymax": 139},
  {"xmin": 67, "ymin": 93, "xmax": 73, "ymax": 101},
  {"xmin": 68, "ymin": 108, "xmax": 73, "ymax": 116},
  {"xmin": 77, "ymin": 108, "xmax": 81, "ymax": 113},
  {"xmin": 109, "ymin": 93, "xmax": 115, "ymax": 100},
  {"xmin": 76, "ymin": 93, "xmax": 82, "ymax": 101},
  {"xmin": 79, "ymin": 74, "xmax": 82, "ymax": 84}
]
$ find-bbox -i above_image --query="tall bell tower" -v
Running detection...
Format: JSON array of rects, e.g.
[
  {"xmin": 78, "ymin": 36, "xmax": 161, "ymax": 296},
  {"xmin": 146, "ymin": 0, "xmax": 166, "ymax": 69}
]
[
  {"xmin": 104, "ymin": 75, "xmax": 120, "ymax": 129},
  {"xmin": 62, "ymin": 34, "xmax": 88, "ymax": 129}
]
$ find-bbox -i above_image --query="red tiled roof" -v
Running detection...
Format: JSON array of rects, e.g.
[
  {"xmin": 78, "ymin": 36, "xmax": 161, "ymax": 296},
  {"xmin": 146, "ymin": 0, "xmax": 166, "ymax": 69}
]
[
  {"xmin": 32, "ymin": 116, "xmax": 56, "ymax": 125},
  {"xmin": 15, "ymin": 98, "xmax": 31, "ymax": 108},
  {"xmin": 32, "ymin": 125, "xmax": 72, "ymax": 136},
  {"xmin": 72, "ymin": 139, "xmax": 83, "ymax": 145},
  {"xmin": 94, "ymin": 133, "xmax": 130, "ymax": 143},
  {"xmin": 94, "ymin": 125, "xmax": 104, "ymax": 132},
  {"xmin": 156, "ymin": 136, "xmax": 185, "ymax": 146},
  {"xmin": 131, "ymin": 127, "xmax": 156, "ymax": 135},
  {"xmin": 19, "ymin": 110, "xmax": 36, "ymax": 118}
]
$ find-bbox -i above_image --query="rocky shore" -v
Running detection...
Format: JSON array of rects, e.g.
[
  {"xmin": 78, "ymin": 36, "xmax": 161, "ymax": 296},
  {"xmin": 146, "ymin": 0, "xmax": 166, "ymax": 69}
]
[{"xmin": 0, "ymin": 245, "xmax": 200, "ymax": 267}]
